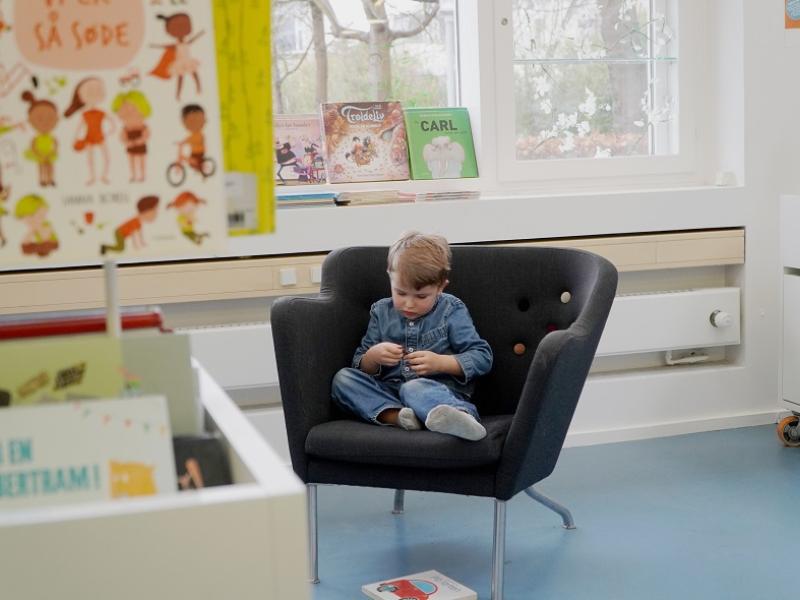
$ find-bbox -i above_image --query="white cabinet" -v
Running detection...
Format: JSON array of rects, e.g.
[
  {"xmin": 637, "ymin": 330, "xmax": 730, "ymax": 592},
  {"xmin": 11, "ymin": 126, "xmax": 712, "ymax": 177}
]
[{"xmin": 0, "ymin": 365, "xmax": 309, "ymax": 600}]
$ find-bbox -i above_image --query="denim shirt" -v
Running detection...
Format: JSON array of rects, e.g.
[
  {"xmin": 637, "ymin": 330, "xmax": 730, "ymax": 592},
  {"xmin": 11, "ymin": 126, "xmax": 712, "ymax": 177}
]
[{"xmin": 352, "ymin": 293, "xmax": 493, "ymax": 399}]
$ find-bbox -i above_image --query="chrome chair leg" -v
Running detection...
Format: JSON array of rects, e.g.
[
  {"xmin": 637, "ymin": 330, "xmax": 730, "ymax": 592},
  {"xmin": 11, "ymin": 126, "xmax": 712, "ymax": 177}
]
[
  {"xmin": 392, "ymin": 489, "xmax": 405, "ymax": 514},
  {"xmin": 307, "ymin": 483, "xmax": 320, "ymax": 583},
  {"xmin": 524, "ymin": 486, "xmax": 576, "ymax": 530},
  {"xmin": 491, "ymin": 499, "xmax": 506, "ymax": 600}
]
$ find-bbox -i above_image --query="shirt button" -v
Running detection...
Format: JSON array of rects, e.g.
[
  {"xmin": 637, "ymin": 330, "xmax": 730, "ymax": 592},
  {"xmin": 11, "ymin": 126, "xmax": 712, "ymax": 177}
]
[
  {"xmin": 404, "ymin": 367, "xmax": 410, "ymax": 372},
  {"xmin": 409, "ymin": 321, "xmax": 415, "ymax": 326},
  {"xmin": 407, "ymin": 347, "xmax": 414, "ymax": 353}
]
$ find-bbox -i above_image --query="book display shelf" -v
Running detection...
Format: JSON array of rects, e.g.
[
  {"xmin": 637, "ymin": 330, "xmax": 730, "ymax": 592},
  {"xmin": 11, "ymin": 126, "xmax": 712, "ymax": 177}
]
[{"xmin": 0, "ymin": 364, "xmax": 309, "ymax": 600}]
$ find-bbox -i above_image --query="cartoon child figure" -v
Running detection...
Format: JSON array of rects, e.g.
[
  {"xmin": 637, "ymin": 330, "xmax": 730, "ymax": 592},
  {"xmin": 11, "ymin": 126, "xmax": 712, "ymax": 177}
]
[
  {"xmin": 14, "ymin": 194, "xmax": 58, "ymax": 257},
  {"xmin": 150, "ymin": 13, "xmax": 205, "ymax": 100},
  {"xmin": 112, "ymin": 90, "xmax": 152, "ymax": 183},
  {"xmin": 64, "ymin": 77, "xmax": 115, "ymax": 186},
  {"xmin": 21, "ymin": 90, "xmax": 59, "ymax": 187},
  {"xmin": 100, "ymin": 195, "xmax": 159, "ymax": 255},
  {"xmin": 345, "ymin": 136, "xmax": 364, "ymax": 165},
  {"xmin": 297, "ymin": 142, "xmax": 321, "ymax": 182},
  {"xmin": 167, "ymin": 191, "xmax": 208, "ymax": 245},
  {"xmin": 178, "ymin": 104, "xmax": 207, "ymax": 175}
]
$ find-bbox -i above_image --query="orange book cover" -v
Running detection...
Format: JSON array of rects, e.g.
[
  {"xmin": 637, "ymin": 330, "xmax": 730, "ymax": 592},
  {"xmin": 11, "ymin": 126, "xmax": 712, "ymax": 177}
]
[
  {"xmin": 321, "ymin": 102, "xmax": 409, "ymax": 184},
  {"xmin": 787, "ymin": 0, "xmax": 800, "ymax": 28}
]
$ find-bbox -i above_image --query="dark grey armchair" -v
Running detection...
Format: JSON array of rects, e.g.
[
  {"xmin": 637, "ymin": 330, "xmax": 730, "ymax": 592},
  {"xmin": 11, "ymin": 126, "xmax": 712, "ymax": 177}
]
[{"xmin": 272, "ymin": 245, "xmax": 618, "ymax": 599}]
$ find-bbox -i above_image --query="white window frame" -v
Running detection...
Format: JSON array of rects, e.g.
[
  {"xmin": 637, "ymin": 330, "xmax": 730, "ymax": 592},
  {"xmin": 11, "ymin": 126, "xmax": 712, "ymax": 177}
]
[
  {"xmin": 487, "ymin": 0, "xmax": 707, "ymax": 186},
  {"xmin": 268, "ymin": 0, "xmax": 712, "ymax": 197}
]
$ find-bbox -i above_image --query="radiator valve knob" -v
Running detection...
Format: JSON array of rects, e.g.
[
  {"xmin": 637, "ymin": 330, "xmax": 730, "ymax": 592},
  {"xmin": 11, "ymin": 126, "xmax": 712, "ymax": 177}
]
[{"xmin": 710, "ymin": 309, "xmax": 732, "ymax": 328}]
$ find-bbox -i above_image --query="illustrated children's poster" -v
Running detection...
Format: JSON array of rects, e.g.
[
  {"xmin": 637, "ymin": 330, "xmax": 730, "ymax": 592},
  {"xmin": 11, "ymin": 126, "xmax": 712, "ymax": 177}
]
[
  {"xmin": 321, "ymin": 102, "xmax": 410, "ymax": 184},
  {"xmin": 274, "ymin": 114, "xmax": 326, "ymax": 186},
  {"xmin": 404, "ymin": 107, "xmax": 478, "ymax": 180},
  {"xmin": 0, "ymin": 395, "xmax": 176, "ymax": 510},
  {"xmin": 213, "ymin": 0, "xmax": 275, "ymax": 235},
  {"xmin": 0, "ymin": 1, "xmax": 227, "ymax": 268}
]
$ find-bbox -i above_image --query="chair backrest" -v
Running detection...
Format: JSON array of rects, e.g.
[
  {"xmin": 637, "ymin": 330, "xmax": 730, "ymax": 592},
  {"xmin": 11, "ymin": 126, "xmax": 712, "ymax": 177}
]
[{"xmin": 320, "ymin": 245, "xmax": 618, "ymax": 416}]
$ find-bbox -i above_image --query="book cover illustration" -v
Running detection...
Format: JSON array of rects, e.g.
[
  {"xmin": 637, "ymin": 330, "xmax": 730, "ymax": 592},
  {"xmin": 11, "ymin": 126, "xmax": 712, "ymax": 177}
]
[
  {"xmin": 362, "ymin": 570, "xmax": 477, "ymax": 600},
  {"xmin": 274, "ymin": 114, "xmax": 326, "ymax": 186},
  {"xmin": 321, "ymin": 102, "xmax": 409, "ymax": 184},
  {"xmin": 213, "ymin": 0, "xmax": 275, "ymax": 235},
  {"xmin": 0, "ymin": 395, "xmax": 176, "ymax": 509},
  {"xmin": 173, "ymin": 433, "xmax": 232, "ymax": 490},
  {"xmin": 0, "ymin": 333, "xmax": 124, "ymax": 407},
  {"xmin": 404, "ymin": 107, "xmax": 478, "ymax": 180},
  {"xmin": 0, "ymin": 0, "xmax": 227, "ymax": 268}
]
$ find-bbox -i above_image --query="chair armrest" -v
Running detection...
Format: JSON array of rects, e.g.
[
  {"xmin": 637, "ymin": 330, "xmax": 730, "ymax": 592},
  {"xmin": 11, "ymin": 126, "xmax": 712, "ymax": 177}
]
[
  {"xmin": 495, "ymin": 326, "xmax": 596, "ymax": 500},
  {"xmin": 271, "ymin": 294, "xmax": 363, "ymax": 481}
]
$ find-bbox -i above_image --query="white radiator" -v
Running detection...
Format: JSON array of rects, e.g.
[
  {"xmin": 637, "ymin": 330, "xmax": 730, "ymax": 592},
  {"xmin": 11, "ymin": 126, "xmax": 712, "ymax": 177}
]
[
  {"xmin": 184, "ymin": 287, "xmax": 741, "ymax": 389},
  {"xmin": 595, "ymin": 287, "xmax": 740, "ymax": 357}
]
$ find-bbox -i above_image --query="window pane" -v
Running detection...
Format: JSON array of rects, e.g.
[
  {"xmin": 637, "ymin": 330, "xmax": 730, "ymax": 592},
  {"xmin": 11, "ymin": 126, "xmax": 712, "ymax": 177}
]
[
  {"xmin": 272, "ymin": 0, "xmax": 459, "ymax": 115},
  {"xmin": 514, "ymin": 60, "xmax": 676, "ymax": 160},
  {"xmin": 511, "ymin": 0, "xmax": 677, "ymax": 161},
  {"xmin": 513, "ymin": 0, "xmax": 676, "ymax": 61}
]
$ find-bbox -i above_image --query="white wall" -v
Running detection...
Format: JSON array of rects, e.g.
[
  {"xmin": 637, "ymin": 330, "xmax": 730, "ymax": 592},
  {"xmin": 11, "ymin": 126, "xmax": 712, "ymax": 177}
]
[
  {"xmin": 225, "ymin": 1, "xmax": 786, "ymax": 447},
  {"xmin": 573, "ymin": 0, "xmax": 783, "ymax": 444}
]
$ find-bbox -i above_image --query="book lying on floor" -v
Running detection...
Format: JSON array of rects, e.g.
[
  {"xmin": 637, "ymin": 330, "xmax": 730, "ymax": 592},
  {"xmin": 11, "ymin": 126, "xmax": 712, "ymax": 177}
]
[{"xmin": 362, "ymin": 570, "xmax": 477, "ymax": 600}]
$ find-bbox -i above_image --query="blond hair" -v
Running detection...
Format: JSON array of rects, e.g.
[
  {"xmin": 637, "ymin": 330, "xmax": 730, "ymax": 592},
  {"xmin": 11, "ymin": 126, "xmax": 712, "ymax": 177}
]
[
  {"xmin": 387, "ymin": 231, "xmax": 451, "ymax": 289},
  {"xmin": 112, "ymin": 90, "xmax": 152, "ymax": 118},
  {"xmin": 14, "ymin": 194, "xmax": 48, "ymax": 219}
]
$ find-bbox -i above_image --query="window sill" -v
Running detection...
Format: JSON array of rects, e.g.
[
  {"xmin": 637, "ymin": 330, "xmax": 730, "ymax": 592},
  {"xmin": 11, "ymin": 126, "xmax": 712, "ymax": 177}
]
[{"xmin": 231, "ymin": 183, "xmax": 747, "ymax": 258}]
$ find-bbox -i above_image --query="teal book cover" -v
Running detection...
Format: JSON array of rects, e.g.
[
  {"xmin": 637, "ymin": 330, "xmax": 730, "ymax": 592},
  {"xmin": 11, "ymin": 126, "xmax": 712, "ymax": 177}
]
[{"xmin": 404, "ymin": 107, "xmax": 478, "ymax": 180}]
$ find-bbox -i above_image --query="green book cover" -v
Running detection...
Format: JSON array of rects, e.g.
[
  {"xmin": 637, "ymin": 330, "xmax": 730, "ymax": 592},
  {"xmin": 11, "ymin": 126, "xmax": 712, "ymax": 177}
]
[{"xmin": 404, "ymin": 107, "xmax": 478, "ymax": 180}]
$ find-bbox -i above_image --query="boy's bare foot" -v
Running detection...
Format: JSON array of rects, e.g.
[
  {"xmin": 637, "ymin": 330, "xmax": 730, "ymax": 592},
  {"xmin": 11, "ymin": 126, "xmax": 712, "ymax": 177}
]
[{"xmin": 425, "ymin": 405, "xmax": 486, "ymax": 441}]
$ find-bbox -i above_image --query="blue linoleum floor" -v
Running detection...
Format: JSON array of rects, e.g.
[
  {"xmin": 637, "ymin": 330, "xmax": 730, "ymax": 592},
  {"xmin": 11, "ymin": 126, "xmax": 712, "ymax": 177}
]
[{"xmin": 311, "ymin": 425, "xmax": 799, "ymax": 600}]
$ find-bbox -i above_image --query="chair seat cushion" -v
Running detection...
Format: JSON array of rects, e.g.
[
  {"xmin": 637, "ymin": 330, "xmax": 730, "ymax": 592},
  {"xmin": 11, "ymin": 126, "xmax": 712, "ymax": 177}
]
[{"xmin": 305, "ymin": 414, "xmax": 513, "ymax": 469}]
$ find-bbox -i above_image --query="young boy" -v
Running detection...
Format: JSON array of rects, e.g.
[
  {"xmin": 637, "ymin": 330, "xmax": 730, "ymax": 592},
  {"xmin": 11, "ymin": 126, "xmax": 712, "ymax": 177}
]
[{"xmin": 331, "ymin": 232, "xmax": 493, "ymax": 441}]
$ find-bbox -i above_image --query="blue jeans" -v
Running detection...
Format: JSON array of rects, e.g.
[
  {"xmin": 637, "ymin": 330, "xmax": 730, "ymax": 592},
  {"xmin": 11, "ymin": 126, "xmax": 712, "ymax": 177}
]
[{"xmin": 331, "ymin": 367, "xmax": 480, "ymax": 425}]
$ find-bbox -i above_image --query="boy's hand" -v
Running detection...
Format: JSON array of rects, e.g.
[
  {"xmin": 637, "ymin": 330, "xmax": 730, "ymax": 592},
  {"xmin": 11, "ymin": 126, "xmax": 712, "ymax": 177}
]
[
  {"xmin": 405, "ymin": 351, "xmax": 445, "ymax": 376},
  {"xmin": 367, "ymin": 342, "xmax": 404, "ymax": 366}
]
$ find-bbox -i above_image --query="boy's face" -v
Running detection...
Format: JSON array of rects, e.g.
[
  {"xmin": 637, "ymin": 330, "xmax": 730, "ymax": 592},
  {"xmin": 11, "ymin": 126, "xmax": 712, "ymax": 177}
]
[
  {"xmin": 389, "ymin": 273, "xmax": 446, "ymax": 320},
  {"xmin": 184, "ymin": 111, "xmax": 206, "ymax": 133},
  {"xmin": 140, "ymin": 207, "xmax": 158, "ymax": 223}
]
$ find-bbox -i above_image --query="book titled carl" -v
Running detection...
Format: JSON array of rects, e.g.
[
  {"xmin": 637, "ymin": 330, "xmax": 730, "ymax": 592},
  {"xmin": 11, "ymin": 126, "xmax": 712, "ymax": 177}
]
[
  {"xmin": 404, "ymin": 107, "xmax": 478, "ymax": 180},
  {"xmin": 362, "ymin": 570, "xmax": 477, "ymax": 600}
]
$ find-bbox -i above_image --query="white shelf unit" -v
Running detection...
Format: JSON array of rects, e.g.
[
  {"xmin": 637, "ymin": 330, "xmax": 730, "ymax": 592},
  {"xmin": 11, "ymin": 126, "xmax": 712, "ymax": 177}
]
[
  {"xmin": 781, "ymin": 195, "xmax": 800, "ymax": 413},
  {"xmin": 0, "ymin": 364, "xmax": 309, "ymax": 600}
]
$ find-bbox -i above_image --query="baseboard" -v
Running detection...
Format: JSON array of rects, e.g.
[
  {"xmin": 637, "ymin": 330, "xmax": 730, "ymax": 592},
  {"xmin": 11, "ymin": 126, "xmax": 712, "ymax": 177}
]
[{"xmin": 564, "ymin": 411, "xmax": 781, "ymax": 447}]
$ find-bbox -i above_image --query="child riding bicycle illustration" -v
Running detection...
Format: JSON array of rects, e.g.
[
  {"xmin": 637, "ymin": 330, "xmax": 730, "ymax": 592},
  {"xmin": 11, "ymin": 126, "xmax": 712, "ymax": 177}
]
[{"xmin": 167, "ymin": 103, "xmax": 216, "ymax": 186}]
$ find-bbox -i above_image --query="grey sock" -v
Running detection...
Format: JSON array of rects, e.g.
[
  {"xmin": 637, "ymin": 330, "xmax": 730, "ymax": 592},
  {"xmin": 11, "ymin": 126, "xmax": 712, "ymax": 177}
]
[
  {"xmin": 425, "ymin": 405, "xmax": 486, "ymax": 441},
  {"xmin": 398, "ymin": 407, "xmax": 422, "ymax": 431}
]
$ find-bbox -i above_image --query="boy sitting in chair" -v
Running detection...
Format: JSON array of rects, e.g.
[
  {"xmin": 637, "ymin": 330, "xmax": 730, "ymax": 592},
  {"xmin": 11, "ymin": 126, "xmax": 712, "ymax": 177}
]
[{"xmin": 332, "ymin": 231, "xmax": 493, "ymax": 441}]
